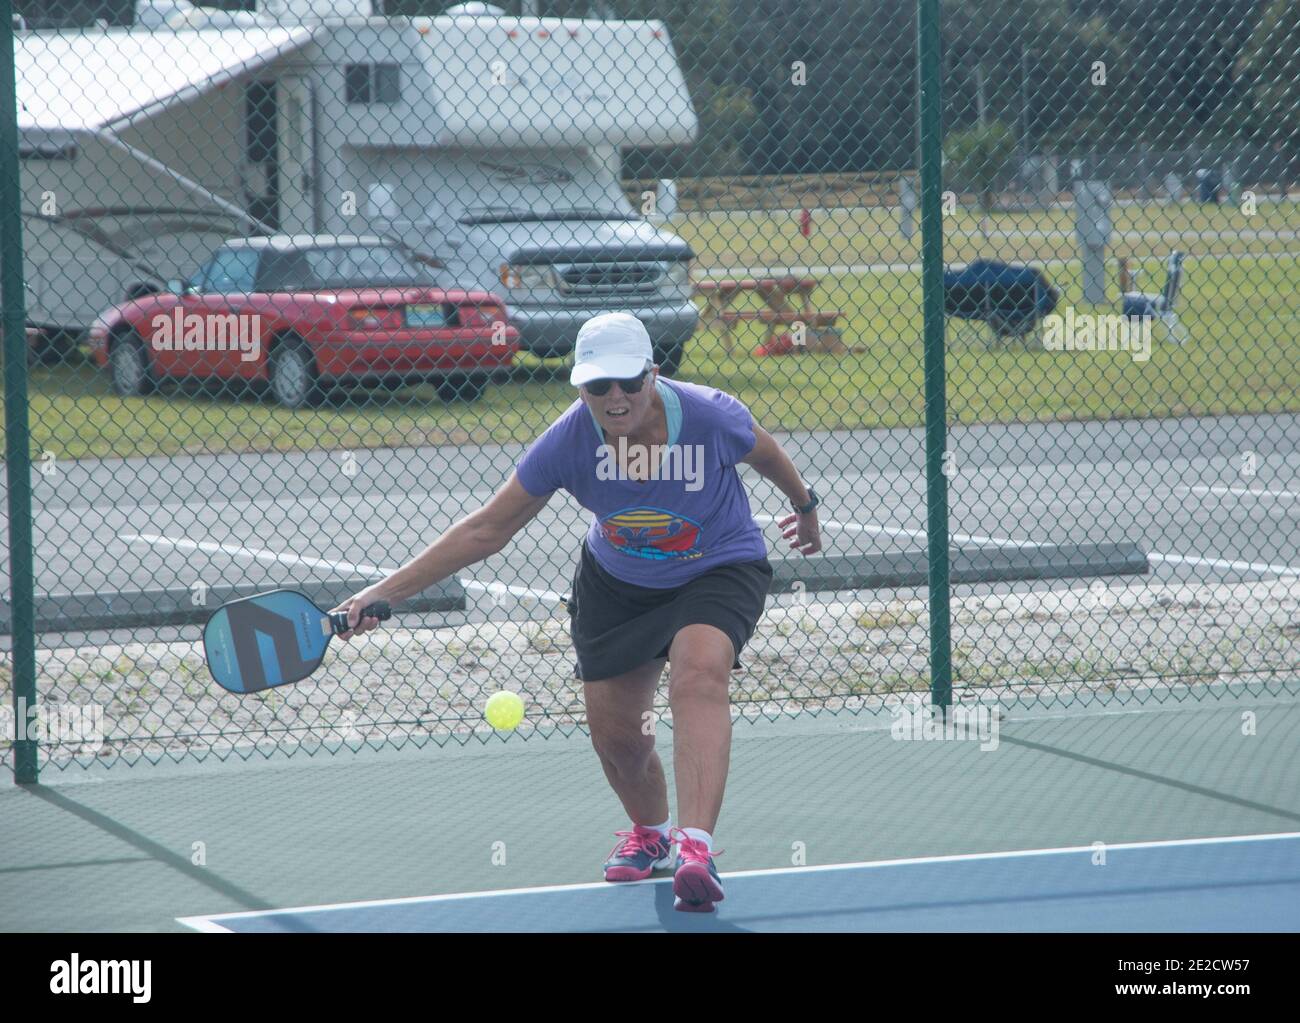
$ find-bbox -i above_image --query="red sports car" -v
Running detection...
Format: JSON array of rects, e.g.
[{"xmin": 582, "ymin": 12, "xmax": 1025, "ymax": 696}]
[{"xmin": 88, "ymin": 235, "xmax": 520, "ymax": 407}]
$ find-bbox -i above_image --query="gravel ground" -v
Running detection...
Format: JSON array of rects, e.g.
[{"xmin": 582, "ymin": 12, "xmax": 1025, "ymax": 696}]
[{"xmin": 5, "ymin": 576, "xmax": 1296, "ymax": 769}]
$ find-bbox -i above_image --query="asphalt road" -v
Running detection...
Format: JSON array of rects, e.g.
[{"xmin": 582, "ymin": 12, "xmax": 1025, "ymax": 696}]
[{"xmin": 2, "ymin": 410, "xmax": 1296, "ymax": 649}]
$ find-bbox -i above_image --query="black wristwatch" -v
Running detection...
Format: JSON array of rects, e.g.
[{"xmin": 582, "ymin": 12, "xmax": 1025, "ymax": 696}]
[{"xmin": 793, "ymin": 487, "xmax": 820, "ymax": 515}]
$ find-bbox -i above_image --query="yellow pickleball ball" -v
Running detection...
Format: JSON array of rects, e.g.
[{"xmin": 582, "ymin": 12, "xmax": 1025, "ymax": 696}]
[{"xmin": 484, "ymin": 690, "xmax": 525, "ymax": 731}]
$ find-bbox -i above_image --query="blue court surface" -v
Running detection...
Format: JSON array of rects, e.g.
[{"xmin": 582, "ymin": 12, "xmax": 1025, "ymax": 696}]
[{"xmin": 180, "ymin": 833, "xmax": 1300, "ymax": 933}]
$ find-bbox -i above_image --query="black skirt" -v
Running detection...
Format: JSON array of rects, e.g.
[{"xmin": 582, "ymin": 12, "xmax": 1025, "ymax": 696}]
[{"xmin": 565, "ymin": 539, "xmax": 774, "ymax": 681}]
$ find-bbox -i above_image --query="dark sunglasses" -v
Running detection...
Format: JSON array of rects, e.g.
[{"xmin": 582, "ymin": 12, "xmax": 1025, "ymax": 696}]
[{"xmin": 583, "ymin": 369, "xmax": 650, "ymax": 397}]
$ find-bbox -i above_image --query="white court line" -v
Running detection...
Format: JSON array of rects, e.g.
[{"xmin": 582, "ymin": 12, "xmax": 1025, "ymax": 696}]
[
  {"xmin": 178, "ymin": 917, "xmax": 232, "ymax": 933},
  {"xmin": 1178, "ymin": 484, "xmax": 1299, "ymax": 500},
  {"xmin": 755, "ymin": 513, "xmax": 1300, "ymax": 578},
  {"xmin": 124, "ymin": 532, "xmax": 392, "ymax": 577},
  {"xmin": 120, "ymin": 533, "xmax": 567, "ymax": 604},
  {"xmin": 176, "ymin": 830, "xmax": 1300, "ymax": 932},
  {"xmin": 123, "ymin": 486, "xmax": 499, "ymax": 519}
]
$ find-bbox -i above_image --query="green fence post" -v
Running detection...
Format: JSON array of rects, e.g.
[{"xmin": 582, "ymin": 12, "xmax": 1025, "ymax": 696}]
[
  {"xmin": 916, "ymin": 0, "xmax": 952, "ymax": 713},
  {"xmin": 0, "ymin": 0, "xmax": 38, "ymax": 783}
]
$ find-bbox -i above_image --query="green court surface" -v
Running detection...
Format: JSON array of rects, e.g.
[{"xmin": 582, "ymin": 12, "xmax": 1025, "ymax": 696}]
[{"xmin": 1, "ymin": 687, "xmax": 1296, "ymax": 932}]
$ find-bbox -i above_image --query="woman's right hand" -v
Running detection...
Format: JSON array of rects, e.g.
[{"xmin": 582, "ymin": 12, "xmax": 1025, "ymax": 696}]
[{"xmin": 330, "ymin": 586, "xmax": 393, "ymax": 641}]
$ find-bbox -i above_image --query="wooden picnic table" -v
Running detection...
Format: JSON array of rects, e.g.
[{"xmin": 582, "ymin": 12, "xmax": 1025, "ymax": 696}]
[{"xmin": 693, "ymin": 276, "xmax": 841, "ymax": 353}]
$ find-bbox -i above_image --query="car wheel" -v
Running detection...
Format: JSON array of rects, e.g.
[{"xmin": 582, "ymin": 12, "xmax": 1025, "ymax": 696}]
[
  {"xmin": 654, "ymin": 341, "xmax": 686, "ymax": 378},
  {"xmin": 268, "ymin": 338, "xmax": 320, "ymax": 409},
  {"xmin": 25, "ymin": 328, "xmax": 55, "ymax": 367},
  {"xmin": 436, "ymin": 373, "xmax": 486, "ymax": 403},
  {"xmin": 109, "ymin": 332, "xmax": 155, "ymax": 396}
]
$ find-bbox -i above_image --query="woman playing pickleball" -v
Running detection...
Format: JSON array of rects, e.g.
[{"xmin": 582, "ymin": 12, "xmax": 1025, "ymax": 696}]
[{"xmin": 336, "ymin": 312, "xmax": 821, "ymax": 912}]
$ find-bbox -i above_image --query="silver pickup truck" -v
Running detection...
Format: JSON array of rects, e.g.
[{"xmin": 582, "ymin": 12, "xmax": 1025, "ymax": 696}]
[{"xmin": 435, "ymin": 205, "xmax": 697, "ymax": 375}]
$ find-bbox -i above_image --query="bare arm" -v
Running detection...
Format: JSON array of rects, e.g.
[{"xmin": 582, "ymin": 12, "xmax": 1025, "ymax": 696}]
[
  {"xmin": 741, "ymin": 424, "xmax": 812, "ymax": 508},
  {"xmin": 333, "ymin": 472, "xmax": 552, "ymax": 635},
  {"xmin": 740, "ymin": 424, "xmax": 822, "ymax": 555}
]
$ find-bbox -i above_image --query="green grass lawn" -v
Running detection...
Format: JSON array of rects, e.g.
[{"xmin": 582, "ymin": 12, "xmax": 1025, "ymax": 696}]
[{"xmin": 5, "ymin": 251, "xmax": 1296, "ymax": 461}]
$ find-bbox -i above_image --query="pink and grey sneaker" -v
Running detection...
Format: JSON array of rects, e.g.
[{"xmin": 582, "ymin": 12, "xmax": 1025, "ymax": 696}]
[
  {"xmin": 603, "ymin": 825, "xmax": 674, "ymax": 882},
  {"xmin": 670, "ymin": 828, "xmax": 725, "ymax": 912}
]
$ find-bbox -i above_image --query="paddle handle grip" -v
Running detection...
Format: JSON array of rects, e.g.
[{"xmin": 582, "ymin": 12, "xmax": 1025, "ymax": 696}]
[{"xmin": 329, "ymin": 600, "xmax": 391, "ymax": 635}]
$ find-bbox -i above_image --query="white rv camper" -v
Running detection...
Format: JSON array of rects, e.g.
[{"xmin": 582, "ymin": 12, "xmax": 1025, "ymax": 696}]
[
  {"xmin": 12, "ymin": 0, "xmax": 701, "ymax": 370},
  {"xmin": 12, "ymin": 19, "xmax": 309, "ymax": 336}
]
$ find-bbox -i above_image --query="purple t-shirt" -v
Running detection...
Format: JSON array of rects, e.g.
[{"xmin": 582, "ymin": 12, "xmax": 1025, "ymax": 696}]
[{"xmin": 515, "ymin": 378, "xmax": 769, "ymax": 588}]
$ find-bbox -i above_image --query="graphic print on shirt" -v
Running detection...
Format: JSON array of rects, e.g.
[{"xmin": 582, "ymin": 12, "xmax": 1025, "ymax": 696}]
[{"xmin": 599, "ymin": 506, "xmax": 703, "ymax": 560}]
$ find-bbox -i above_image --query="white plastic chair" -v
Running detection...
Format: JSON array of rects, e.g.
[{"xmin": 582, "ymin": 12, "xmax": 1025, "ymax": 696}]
[{"xmin": 1122, "ymin": 251, "xmax": 1188, "ymax": 344}]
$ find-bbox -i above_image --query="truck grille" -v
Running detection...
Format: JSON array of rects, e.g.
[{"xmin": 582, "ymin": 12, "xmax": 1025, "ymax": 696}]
[{"xmin": 556, "ymin": 262, "xmax": 664, "ymax": 296}]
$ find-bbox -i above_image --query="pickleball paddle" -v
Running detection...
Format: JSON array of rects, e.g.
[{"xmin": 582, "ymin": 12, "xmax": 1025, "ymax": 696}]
[{"xmin": 202, "ymin": 589, "xmax": 390, "ymax": 694}]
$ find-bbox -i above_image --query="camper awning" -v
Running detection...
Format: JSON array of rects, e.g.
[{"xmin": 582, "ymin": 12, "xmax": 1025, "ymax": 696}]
[
  {"xmin": 15, "ymin": 27, "xmax": 320, "ymax": 137},
  {"xmin": 420, "ymin": 15, "xmax": 698, "ymax": 149}
]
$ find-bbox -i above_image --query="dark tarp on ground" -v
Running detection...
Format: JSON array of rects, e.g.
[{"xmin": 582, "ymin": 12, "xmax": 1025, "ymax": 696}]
[{"xmin": 943, "ymin": 259, "xmax": 1059, "ymax": 335}]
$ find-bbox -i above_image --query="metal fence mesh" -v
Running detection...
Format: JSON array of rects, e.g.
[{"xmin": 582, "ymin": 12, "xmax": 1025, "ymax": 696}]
[{"xmin": 2, "ymin": 0, "xmax": 1296, "ymax": 773}]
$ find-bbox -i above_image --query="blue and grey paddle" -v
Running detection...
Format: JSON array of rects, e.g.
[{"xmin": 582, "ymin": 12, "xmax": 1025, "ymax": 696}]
[{"xmin": 203, "ymin": 589, "xmax": 391, "ymax": 694}]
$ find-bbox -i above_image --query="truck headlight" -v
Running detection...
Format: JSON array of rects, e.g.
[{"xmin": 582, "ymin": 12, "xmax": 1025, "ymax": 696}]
[{"xmin": 500, "ymin": 263, "xmax": 557, "ymax": 294}]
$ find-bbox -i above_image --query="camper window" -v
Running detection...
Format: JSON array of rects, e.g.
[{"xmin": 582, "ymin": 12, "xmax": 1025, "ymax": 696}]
[{"xmin": 345, "ymin": 64, "xmax": 401, "ymax": 105}]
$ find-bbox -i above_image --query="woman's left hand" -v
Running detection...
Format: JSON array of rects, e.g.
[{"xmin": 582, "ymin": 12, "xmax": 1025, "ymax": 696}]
[{"xmin": 778, "ymin": 510, "xmax": 822, "ymax": 556}]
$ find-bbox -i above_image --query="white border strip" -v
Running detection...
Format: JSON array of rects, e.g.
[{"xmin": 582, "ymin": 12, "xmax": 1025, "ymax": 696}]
[
  {"xmin": 177, "ymin": 831, "xmax": 1300, "ymax": 932},
  {"xmin": 121, "ymin": 533, "xmax": 566, "ymax": 603}
]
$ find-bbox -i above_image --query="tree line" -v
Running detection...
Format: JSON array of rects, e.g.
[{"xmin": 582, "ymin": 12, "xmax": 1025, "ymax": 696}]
[{"xmin": 14, "ymin": 0, "xmax": 1298, "ymax": 177}]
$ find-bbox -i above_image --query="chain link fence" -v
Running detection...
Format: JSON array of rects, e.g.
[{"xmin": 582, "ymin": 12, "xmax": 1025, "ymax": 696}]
[{"xmin": 2, "ymin": 0, "xmax": 1297, "ymax": 775}]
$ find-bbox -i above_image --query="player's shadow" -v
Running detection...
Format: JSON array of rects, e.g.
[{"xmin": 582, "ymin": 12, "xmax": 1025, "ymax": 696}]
[{"xmin": 652, "ymin": 879, "xmax": 750, "ymax": 933}]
